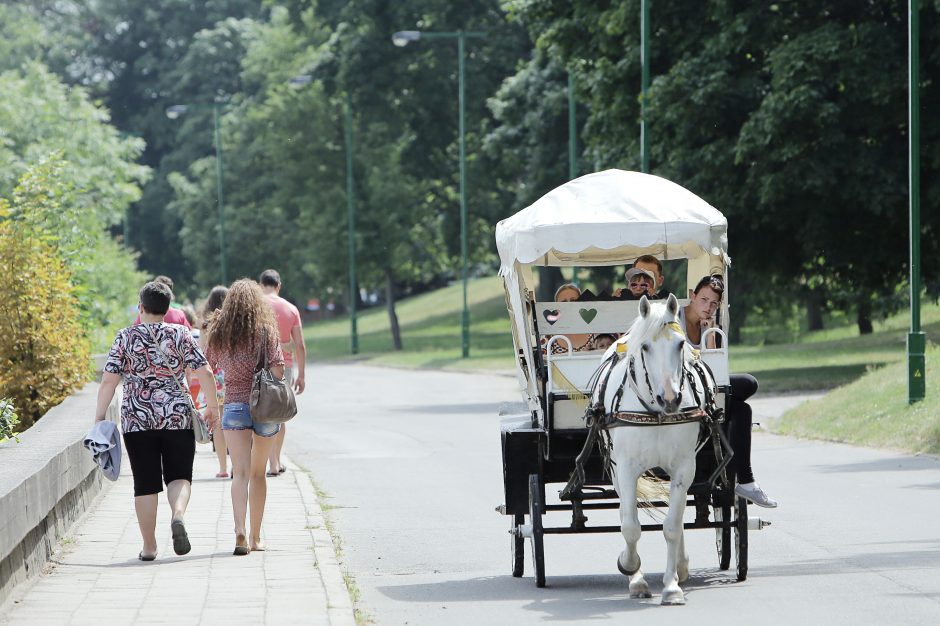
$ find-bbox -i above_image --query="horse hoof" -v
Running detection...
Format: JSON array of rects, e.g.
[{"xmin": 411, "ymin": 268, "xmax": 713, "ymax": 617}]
[
  {"xmin": 617, "ymin": 553, "xmax": 641, "ymax": 576},
  {"xmin": 661, "ymin": 590, "xmax": 686, "ymax": 606}
]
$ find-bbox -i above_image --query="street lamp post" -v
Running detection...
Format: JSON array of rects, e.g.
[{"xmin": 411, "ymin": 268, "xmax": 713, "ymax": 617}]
[
  {"xmin": 640, "ymin": 0, "xmax": 650, "ymax": 174},
  {"xmin": 289, "ymin": 75, "xmax": 359, "ymax": 355},
  {"xmin": 392, "ymin": 29, "xmax": 486, "ymax": 359},
  {"xmin": 908, "ymin": 0, "xmax": 925, "ymax": 402},
  {"xmin": 166, "ymin": 102, "xmax": 228, "ymax": 284}
]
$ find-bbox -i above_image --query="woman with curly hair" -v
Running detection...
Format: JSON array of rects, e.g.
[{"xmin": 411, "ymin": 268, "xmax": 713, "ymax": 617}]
[{"xmin": 205, "ymin": 279, "xmax": 285, "ymax": 555}]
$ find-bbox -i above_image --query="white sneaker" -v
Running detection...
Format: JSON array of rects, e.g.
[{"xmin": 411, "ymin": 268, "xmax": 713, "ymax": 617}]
[{"xmin": 734, "ymin": 482, "xmax": 778, "ymax": 508}]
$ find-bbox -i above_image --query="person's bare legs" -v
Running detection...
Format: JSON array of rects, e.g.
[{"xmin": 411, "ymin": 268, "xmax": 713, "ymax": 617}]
[
  {"xmin": 134, "ymin": 494, "xmax": 158, "ymax": 558},
  {"xmin": 226, "ymin": 428, "xmax": 253, "ymax": 550},
  {"xmin": 166, "ymin": 479, "xmax": 191, "ymax": 522},
  {"xmin": 267, "ymin": 425, "xmax": 286, "ymax": 474},
  {"xmin": 213, "ymin": 424, "xmax": 229, "ymax": 476},
  {"xmin": 249, "ymin": 431, "xmax": 276, "ymax": 550}
]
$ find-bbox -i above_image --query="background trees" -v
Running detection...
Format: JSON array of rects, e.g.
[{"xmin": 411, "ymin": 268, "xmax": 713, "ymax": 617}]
[{"xmin": 3, "ymin": 0, "xmax": 939, "ymax": 348}]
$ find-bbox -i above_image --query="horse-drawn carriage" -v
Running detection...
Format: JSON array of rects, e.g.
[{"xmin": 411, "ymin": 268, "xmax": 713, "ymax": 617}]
[{"xmin": 494, "ymin": 169, "xmax": 769, "ymax": 603}]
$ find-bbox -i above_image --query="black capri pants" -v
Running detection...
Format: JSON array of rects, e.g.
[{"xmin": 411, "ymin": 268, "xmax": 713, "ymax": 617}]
[
  {"xmin": 122, "ymin": 428, "xmax": 196, "ymax": 496},
  {"xmin": 728, "ymin": 373, "xmax": 759, "ymax": 485}
]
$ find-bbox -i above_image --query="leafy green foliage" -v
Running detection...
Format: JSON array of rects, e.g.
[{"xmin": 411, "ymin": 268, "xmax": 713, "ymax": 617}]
[
  {"xmin": 0, "ymin": 397, "xmax": 19, "ymax": 443},
  {"xmin": 0, "ymin": 170, "xmax": 92, "ymax": 428},
  {"xmin": 0, "ymin": 66, "xmax": 149, "ymax": 347}
]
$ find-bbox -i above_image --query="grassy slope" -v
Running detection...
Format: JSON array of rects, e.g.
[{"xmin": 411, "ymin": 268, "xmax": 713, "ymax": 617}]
[{"xmin": 776, "ymin": 344, "xmax": 940, "ymax": 455}]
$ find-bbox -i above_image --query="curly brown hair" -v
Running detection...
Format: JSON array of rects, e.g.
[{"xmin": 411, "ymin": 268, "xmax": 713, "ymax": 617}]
[{"xmin": 206, "ymin": 279, "xmax": 278, "ymax": 354}]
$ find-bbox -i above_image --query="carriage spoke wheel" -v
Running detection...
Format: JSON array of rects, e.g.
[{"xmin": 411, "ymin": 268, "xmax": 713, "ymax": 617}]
[
  {"xmin": 715, "ymin": 504, "xmax": 732, "ymax": 570},
  {"xmin": 511, "ymin": 513, "xmax": 525, "ymax": 577},
  {"xmin": 528, "ymin": 474, "xmax": 546, "ymax": 588},
  {"xmin": 734, "ymin": 496, "xmax": 749, "ymax": 581}
]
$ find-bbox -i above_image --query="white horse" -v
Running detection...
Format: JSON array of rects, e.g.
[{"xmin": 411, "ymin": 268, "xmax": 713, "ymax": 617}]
[{"xmin": 590, "ymin": 294, "xmax": 713, "ymax": 605}]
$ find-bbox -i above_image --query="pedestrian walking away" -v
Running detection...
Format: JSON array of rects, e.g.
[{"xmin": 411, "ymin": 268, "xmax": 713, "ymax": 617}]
[
  {"xmin": 205, "ymin": 278, "xmax": 286, "ymax": 555},
  {"xmin": 259, "ymin": 269, "xmax": 306, "ymax": 477},
  {"xmin": 95, "ymin": 281, "xmax": 220, "ymax": 561},
  {"xmin": 197, "ymin": 284, "xmax": 230, "ymax": 478}
]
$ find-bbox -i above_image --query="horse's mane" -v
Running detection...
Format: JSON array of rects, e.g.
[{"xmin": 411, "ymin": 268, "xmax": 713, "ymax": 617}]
[{"xmin": 624, "ymin": 300, "xmax": 675, "ymax": 352}]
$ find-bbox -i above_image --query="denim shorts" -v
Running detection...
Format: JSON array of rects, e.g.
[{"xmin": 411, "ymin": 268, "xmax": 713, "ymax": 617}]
[{"xmin": 222, "ymin": 402, "xmax": 280, "ymax": 437}]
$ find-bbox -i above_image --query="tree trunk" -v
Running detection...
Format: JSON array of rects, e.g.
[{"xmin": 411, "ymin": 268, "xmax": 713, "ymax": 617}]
[
  {"xmin": 806, "ymin": 290, "xmax": 824, "ymax": 331},
  {"xmin": 385, "ymin": 268, "xmax": 403, "ymax": 350},
  {"xmin": 536, "ymin": 267, "xmax": 565, "ymax": 301},
  {"xmin": 856, "ymin": 297, "xmax": 873, "ymax": 335}
]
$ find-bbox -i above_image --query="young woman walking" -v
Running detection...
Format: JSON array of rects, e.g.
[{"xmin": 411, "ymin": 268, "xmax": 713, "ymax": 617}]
[{"xmin": 205, "ymin": 279, "xmax": 285, "ymax": 554}]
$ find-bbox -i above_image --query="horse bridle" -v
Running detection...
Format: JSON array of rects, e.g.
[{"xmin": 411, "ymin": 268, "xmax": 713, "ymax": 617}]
[{"xmin": 624, "ymin": 321, "xmax": 686, "ymax": 416}]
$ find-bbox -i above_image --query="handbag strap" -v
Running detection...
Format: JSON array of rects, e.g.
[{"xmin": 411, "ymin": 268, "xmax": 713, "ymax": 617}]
[
  {"xmin": 144, "ymin": 324, "xmax": 194, "ymax": 406},
  {"xmin": 254, "ymin": 327, "xmax": 269, "ymax": 371}
]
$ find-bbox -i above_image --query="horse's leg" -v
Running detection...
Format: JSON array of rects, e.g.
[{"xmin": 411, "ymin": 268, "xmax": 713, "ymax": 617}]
[
  {"xmin": 614, "ymin": 464, "xmax": 650, "ymax": 599},
  {"xmin": 661, "ymin": 458, "xmax": 694, "ymax": 606}
]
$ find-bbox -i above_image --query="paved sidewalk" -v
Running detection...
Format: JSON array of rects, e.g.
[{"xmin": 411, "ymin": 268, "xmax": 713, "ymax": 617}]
[{"xmin": 0, "ymin": 446, "xmax": 355, "ymax": 626}]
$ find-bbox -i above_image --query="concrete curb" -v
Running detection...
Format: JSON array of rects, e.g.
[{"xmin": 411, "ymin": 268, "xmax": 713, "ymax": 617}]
[{"xmin": 289, "ymin": 457, "xmax": 357, "ymax": 626}]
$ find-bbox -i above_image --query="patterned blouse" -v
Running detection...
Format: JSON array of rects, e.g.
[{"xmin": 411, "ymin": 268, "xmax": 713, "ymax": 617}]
[
  {"xmin": 104, "ymin": 323, "xmax": 208, "ymax": 433},
  {"xmin": 206, "ymin": 331, "xmax": 283, "ymax": 405}
]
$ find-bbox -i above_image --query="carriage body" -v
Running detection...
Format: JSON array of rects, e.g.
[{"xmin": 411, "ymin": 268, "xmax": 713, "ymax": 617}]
[{"xmin": 495, "ymin": 170, "xmax": 751, "ymax": 587}]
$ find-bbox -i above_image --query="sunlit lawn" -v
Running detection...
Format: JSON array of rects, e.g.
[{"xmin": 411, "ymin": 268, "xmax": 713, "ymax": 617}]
[{"xmin": 305, "ymin": 275, "xmax": 938, "ymax": 391}]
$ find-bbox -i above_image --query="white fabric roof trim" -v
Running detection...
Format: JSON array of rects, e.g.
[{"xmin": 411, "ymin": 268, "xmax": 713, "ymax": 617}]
[{"xmin": 496, "ymin": 170, "xmax": 728, "ymax": 276}]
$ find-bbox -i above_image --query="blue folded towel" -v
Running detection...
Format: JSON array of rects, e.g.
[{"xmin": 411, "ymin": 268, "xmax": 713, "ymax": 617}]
[{"xmin": 83, "ymin": 421, "xmax": 122, "ymax": 481}]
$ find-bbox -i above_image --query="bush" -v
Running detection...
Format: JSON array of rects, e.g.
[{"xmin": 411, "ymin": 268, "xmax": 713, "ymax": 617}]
[
  {"xmin": 0, "ymin": 176, "xmax": 91, "ymax": 429},
  {"xmin": 0, "ymin": 398, "xmax": 19, "ymax": 443}
]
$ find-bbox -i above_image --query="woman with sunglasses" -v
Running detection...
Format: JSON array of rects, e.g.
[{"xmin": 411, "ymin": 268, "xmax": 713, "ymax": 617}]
[{"xmin": 681, "ymin": 275, "xmax": 778, "ymax": 509}]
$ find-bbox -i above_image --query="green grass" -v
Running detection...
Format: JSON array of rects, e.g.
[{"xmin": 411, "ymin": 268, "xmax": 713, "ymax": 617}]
[
  {"xmin": 730, "ymin": 306, "xmax": 940, "ymax": 392},
  {"xmin": 776, "ymin": 344, "xmax": 940, "ymax": 455},
  {"xmin": 304, "ymin": 276, "xmax": 516, "ymax": 372}
]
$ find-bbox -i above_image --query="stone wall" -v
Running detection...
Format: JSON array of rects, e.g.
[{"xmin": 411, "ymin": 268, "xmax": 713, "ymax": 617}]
[{"xmin": 0, "ymin": 383, "xmax": 119, "ymax": 607}]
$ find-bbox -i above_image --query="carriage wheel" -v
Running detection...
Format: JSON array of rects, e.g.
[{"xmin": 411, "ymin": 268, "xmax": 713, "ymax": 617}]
[
  {"xmin": 528, "ymin": 474, "xmax": 546, "ymax": 588},
  {"xmin": 511, "ymin": 513, "xmax": 525, "ymax": 577},
  {"xmin": 735, "ymin": 496, "xmax": 749, "ymax": 581},
  {"xmin": 715, "ymin": 504, "xmax": 732, "ymax": 570}
]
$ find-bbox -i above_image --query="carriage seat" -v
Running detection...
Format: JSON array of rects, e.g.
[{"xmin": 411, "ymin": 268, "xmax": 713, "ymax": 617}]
[{"xmin": 535, "ymin": 298, "xmax": 729, "ymax": 430}]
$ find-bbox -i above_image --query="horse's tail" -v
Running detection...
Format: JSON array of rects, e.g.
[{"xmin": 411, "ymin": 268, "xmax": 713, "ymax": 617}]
[{"xmin": 636, "ymin": 473, "xmax": 670, "ymax": 520}]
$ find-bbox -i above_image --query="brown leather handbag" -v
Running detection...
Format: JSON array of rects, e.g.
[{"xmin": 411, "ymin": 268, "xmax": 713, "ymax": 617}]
[{"xmin": 249, "ymin": 328, "xmax": 298, "ymax": 424}]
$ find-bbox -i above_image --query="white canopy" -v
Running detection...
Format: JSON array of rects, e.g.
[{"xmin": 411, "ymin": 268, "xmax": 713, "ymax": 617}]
[{"xmin": 496, "ymin": 169, "xmax": 728, "ymax": 274}]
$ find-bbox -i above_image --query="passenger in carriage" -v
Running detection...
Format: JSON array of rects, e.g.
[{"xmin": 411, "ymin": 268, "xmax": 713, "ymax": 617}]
[
  {"xmin": 591, "ymin": 333, "xmax": 617, "ymax": 351},
  {"xmin": 613, "ymin": 255, "xmax": 672, "ymax": 300},
  {"xmin": 540, "ymin": 283, "xmax": 594, "ymax": 354},
  {"xmin": 617, "ymin": 267, "xmax": 658, "ymax": 300},
  {"xmin": 680, "ymin": 275, "xmax": 778, "ymax": 509}
]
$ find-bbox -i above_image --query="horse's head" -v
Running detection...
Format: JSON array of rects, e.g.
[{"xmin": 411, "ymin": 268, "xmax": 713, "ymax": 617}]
[{"xmin": 626, "ymin": 294, "xmax": 686, "ymax": 415}]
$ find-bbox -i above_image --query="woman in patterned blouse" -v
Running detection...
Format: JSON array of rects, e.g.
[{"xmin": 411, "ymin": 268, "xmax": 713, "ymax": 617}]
[
  {"xmin": 95, "ymin": 281, "xmax": 220, "ymax": 561},
  {"xmin": 205, "ymin": 279, "xmax": 285, "ymax": 555}
]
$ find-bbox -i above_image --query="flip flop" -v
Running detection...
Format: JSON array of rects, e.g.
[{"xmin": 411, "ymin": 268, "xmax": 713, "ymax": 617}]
[
  {"xmin": 266, "ymin": 470, "xmax": 279, "ymax": 477},
  {"xmin": 233, "ymin": 534, "xmax": 249, "ymax": 556},
  {"xmin": 138, "ymin": 552, "xmax": 156, "ymax": 562},
  {"xmin": 215, "ymin": 472, "xmax": 230, "ymax": 478},
  {"xmin": 170, "ymin": 519, "xmax": 191, "ymax": 556}
]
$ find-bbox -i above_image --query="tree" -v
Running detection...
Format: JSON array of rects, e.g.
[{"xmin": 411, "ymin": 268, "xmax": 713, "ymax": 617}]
[
  {"xmin": 0, "ymin": 166, "xmax": 91, "ymax": 427},
  {"xmin": 0, "ymin": 64, "xmax": 149, "ymax": 346}
]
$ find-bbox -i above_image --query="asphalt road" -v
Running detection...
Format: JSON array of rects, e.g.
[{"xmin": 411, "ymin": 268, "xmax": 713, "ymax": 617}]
[{"xmin": 286, "ymin": 364, "xmax": 940, "ymax": 625}]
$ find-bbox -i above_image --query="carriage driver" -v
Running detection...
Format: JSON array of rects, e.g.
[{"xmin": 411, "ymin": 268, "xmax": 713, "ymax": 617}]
[{"xmin": 681, "ymin": 275, "xmax": 778, "ymax": 509}]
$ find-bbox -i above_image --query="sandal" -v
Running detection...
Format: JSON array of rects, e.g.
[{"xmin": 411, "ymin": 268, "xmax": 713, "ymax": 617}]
[
  {"xmin": 265, "ymin": 470, "xmax": 280, "ymax": 477},
  {"xmin": 138, "ymin": 552, "xmax": 156, "ymax": 561},
  {"xmin": 233, "ymin": 534, "xmax": 250, "ymax": 556},
  {"xmin": 170, "ymin": 519, "xmax": 191, "ymax": 556},
  {"xmin": 215, "ymin": 472, "xmax": 230, "ymax": 478}
]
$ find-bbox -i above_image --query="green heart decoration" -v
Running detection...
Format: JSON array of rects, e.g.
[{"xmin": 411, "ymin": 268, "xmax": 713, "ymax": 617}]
[{"xmin": 579, "ymin": 308, "xmax": 598, "ymax": 324}]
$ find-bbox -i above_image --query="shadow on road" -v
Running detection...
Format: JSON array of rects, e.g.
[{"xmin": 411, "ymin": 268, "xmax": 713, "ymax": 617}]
[{"xmin": 377, "ymin": 568, "xmax": 742, "ymax": 617}]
